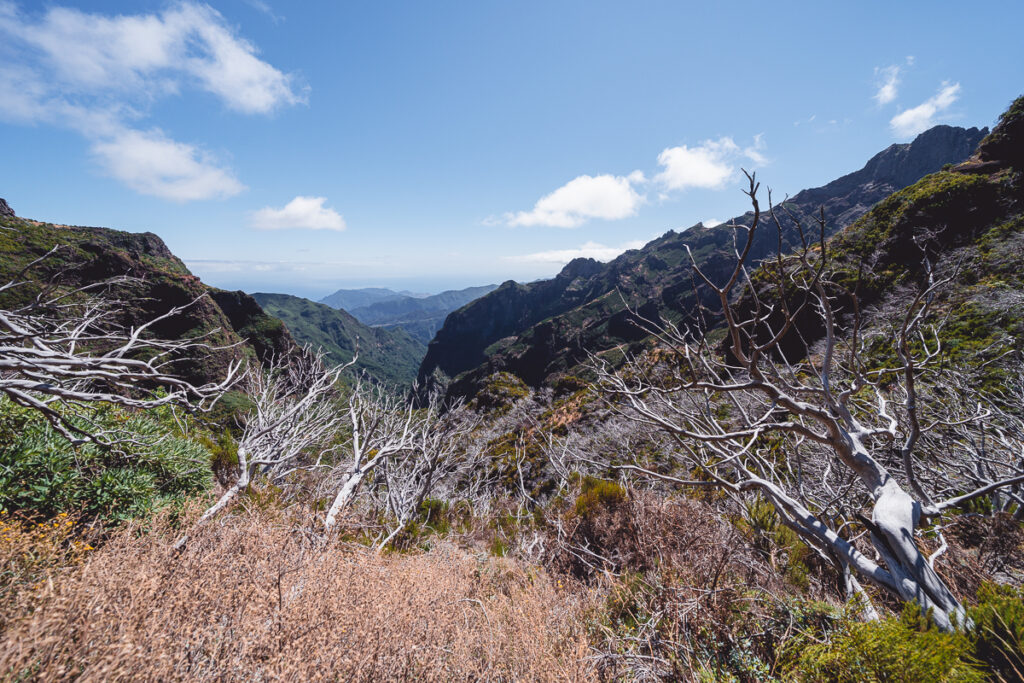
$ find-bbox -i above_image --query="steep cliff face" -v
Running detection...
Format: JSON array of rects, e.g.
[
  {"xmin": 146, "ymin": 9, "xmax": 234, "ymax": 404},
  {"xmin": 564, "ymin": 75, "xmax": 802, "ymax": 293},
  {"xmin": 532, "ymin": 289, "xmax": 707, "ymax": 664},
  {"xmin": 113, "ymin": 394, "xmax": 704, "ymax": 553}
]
[
  {"xmin": 418, "ymin": 257, "xmax": 605, "ymax": 385},
  {"xmin": 419, "ymin": 124, "xmax": 989, "ymax": 399},
  {"xmin": 0, "ymin": 214, "xmax": 293, "ymax": 386}
]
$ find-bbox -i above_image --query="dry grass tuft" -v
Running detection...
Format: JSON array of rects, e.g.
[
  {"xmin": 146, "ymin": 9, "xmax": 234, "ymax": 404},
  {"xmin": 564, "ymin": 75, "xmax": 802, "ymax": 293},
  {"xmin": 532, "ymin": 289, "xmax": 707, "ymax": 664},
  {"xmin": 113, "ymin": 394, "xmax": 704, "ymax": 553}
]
[{"xmin": 1, "ymin": 505, "xmax": 596, "ymax": 681}]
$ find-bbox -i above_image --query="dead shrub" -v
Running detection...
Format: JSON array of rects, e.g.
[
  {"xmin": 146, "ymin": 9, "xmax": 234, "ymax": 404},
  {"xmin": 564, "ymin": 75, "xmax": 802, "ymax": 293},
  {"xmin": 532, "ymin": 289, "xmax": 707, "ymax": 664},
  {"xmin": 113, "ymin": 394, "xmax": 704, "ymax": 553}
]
[
  {"xmin": 0, "ymin": 512, "xmax": 95, "ymax": 624},
  {"xmin": 0, "ymin": 505, "xmax": 596, "ymax": 681}
]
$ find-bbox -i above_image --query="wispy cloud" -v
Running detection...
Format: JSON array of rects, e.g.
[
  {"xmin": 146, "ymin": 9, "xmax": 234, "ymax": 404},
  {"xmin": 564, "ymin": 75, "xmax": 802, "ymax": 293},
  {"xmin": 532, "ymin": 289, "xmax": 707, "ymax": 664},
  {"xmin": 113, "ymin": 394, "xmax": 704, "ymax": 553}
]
[
  {"xmin": 873, "ymin": 57, "xmax": 914, "ymax": 106},
  {"xmin": 250, "ymin": 196, "xmax": 346, "ymax": 231},
  {"xmin": 0, "ymin": 1, "xmax": 305, "ymax": 200},
  {"xmin": 873, "ymin": 65, "xmax": 901, "ymax": 105},
  {"xmin": 507, "ymin": 240, "xmax": 647, "ymax": 265},
  {"xmin": 240, "ymin": 0, "xmax": 284, "ymax": 24},
  {"xmin": 504, "ymin": 172, "xmax": 646, "ymax": 228},
  {"xmin": 889, "ymin": 81, "xmax": 960, "ymax": 138},
  {"xmin": 186, "ymin": 258, "xmax": 375, "ymax": 273}
]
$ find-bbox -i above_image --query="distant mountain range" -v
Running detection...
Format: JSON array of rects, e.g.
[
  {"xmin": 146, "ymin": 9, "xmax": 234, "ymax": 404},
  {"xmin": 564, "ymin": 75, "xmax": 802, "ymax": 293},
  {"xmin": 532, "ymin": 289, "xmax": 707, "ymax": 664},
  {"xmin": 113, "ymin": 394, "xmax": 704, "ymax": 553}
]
[
  {"xmin": 418, "ymin": 124, "xmax": 990, "ymax": 399},
  {"xmin": 2, "ymin": 118, "xmax": 1005, "ymax": 400},
  {"xmin": 319, "ymin": 287, "xmax": 428, "ymax": 311},
  {"xmin": 320, "ymin": 285, "xmax": 498, "ymax": 344}
]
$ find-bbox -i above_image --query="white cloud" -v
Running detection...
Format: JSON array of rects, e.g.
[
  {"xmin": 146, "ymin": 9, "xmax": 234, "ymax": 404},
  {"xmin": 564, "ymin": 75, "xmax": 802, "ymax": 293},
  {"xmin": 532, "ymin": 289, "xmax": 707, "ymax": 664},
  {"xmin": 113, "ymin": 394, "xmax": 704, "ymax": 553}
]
[
  {"xmin": 702, "ymin": 218, "xmax": 723, "ymax": 228},
  {"xmin": 507, "ymin": 171, "xmax": 645, "ymax": 228},
  {"xmin": 92, "ymin": 129, "xmax": 244, "ymax": 201},
  {"xmin": 889, "ymin": 82, "xmax": 960, "ymax": 138},
  {"xmin": 508, "ymin": 240, "xmax": 647, "ymax": 265},
  {"xmin": 173, "ymin": 3, "xmax": 301, "ymax": 114},
  {"xmin": 656, "ymin": 138, "xmax": 735, "ymax": 190},
  {"xmin": 4, "ymin": 2, "xmax": 303, "ymax": 114},
  {"xmin": 497, "ymin": 135, "xmax": 765, "ymax": 228},
  {"xmin": 873, "ymin": 57, "xmax": 915, "ymax": 107},
  {"xmin": 250, "ymin": 196, "xmax": 346, "ymax": 231},
  {"xmin": 873, "ymin": 65, "xmax": 902, "ymax": 105},
  {"xmin": 654, "ymin": 136, "xmax": 765, "ymax": 192},
  {"xmin": 0, "ymin": 2, "xmax": 304, "ymax": 199}
]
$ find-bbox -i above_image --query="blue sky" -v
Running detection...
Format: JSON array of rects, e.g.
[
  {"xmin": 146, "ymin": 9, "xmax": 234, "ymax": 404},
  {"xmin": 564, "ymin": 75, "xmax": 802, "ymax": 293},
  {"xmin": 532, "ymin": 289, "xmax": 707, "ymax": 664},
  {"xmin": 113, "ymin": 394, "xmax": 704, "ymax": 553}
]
[{"xmin": 1, "ymin": 1, "xmax": 1022, "ymax": 298}]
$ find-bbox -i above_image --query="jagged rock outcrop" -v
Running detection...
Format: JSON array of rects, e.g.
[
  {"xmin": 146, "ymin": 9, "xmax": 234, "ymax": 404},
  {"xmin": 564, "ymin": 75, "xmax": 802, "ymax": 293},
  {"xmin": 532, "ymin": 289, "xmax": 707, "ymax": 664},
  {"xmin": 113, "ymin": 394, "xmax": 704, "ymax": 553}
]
[
  {"xmin": 0, "ymin": 198, "xmax": 13, "ymax": 218},
  {"xmin": 419, "ymin": 124, "xmax": 989, "ymax": 400}
]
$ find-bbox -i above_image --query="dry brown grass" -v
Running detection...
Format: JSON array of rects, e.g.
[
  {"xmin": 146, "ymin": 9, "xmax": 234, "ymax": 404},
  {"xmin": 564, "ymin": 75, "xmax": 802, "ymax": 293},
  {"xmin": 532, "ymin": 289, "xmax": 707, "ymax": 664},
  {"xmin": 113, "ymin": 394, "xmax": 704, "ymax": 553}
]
[
  {"xmin": 0, "ymin": 505, "xmax": 597, "ymax": 682},
  {"xmin": 0, "ymin": 512, "xmax": 95, "ymax": 625}
]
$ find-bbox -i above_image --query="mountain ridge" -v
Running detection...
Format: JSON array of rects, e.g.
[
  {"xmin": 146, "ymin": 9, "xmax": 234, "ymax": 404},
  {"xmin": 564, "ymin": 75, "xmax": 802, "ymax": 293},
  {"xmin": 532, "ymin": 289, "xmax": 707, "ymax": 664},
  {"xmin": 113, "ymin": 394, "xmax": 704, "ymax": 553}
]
[
  {"xmin": 419, "ymin": 124, "xmax": 989, "ymax": 399},
  {"xmin": 321, "ymin": 284, "xmax": 498, "ymax": 344}
]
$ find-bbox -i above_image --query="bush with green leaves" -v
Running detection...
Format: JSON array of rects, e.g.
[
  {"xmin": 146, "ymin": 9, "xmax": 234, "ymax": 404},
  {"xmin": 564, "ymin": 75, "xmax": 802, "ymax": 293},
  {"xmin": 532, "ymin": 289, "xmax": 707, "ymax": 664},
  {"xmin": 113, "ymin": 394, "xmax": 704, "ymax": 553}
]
[
  {"xmin": 791, "ymin": 583, "xmax": 1024, "ymax": 682},
  {"xmin": 793, "ymin": 602, "xmax": 984, "ymax": 682},
  {"xmin": 967, "ymin": 583, "xmax": 1024, "ymax": 682},
  {"xmin": 0, "ymin": 396, "xmax": 213, "ymax": 525}
]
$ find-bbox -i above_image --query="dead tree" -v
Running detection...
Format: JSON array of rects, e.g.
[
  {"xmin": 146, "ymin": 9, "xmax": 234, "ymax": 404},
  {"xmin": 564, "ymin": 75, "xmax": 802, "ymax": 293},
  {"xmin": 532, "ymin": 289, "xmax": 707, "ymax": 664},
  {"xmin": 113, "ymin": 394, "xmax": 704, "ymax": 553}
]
[
  {"xmin": 592, "ymin": 172, "xmax": 1024, "ymax": 631},
  {"xmin": 0, "ymin": 248, "xmax": 240, "ymax": 444},
  {"xmin": 373, "ymin": 397, "xmax": 480, "ymax": 549},
  {"xmin": 176, "ymin": 349, "xmax": 350, "ymax": 548},
  {"xmin": 322, "ymin": 377, "xmax": 419, "ymax": 532},
  {"xmin": 926, "ymin": 368, "xmax": 1024, "ymax": 522}
]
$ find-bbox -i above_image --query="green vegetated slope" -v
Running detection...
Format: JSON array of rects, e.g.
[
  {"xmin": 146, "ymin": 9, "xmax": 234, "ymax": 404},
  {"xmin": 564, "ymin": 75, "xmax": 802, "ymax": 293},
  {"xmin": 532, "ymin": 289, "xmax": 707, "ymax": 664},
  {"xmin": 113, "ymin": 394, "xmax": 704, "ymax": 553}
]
[
  {"xmin": 251, "ymin": 292, "xmax": 426, "ymax": 387},
  {"xmin": 419, "ymin": 124, "xmax": 988, "ymax": 400},
  {"xmin": 0, "ymin": 214, "xmax": 292, "ymax": 387},
  {"xmin": 329, "ymin": 284, "xmax": 499, "ymax": 345},
  {"xmin": 824, "ymin": 98, "xmax": 1024, "ymax": 375}
]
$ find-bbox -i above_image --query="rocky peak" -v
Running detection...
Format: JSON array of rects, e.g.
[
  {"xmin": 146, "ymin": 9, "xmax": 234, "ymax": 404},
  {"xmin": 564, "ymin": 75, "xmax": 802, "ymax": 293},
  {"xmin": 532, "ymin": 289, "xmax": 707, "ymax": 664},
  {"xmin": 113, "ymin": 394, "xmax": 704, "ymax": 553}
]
[
  {"xmin": 558, "ymin": 257, "xmax": 602, "ymax": 280},
  {"xmin": 883, "ymin": 125, "xmax": 988, "ymax": 186},
  {"xmin": 974, "ymin": 95, "xmax": 1024, "ymax": 168},
  {"xmin": 790, "ymin": 125, "xmax": 987, "ymax": 212},
  {"xmin": 0, "ymin": 198, "xmax": 13, "ymax": 218}
]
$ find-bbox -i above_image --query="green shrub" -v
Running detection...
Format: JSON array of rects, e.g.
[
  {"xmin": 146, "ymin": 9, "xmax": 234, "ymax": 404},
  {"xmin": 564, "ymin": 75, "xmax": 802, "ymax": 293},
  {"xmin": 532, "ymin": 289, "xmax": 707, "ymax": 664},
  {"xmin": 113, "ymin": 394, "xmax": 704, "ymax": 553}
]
[
  {"xmin": 736, "ymin": 497, "xmax": 812, "ymax": 590},
  {"xmin": 573, "ymin": 475, "xmax": 626, "ymax": 518},
  {"xmin": 471, "ymin": 372, "xmax": 530, "ymax": 415},
  {"xmin": 968, "ymin": 583, "xmax": 1024, "ymax": 682},
  {"xmin": 793, "ymin": 602, "xmax": 985, "ymax": 682},
  {"xmin": 0, "ymin": 397, "xmax": 213, "ymax": 525}
]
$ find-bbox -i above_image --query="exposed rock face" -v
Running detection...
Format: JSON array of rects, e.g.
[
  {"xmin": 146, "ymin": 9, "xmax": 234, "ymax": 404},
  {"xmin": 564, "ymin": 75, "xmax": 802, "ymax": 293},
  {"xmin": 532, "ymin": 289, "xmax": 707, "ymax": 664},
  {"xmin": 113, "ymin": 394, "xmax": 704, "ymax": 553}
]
[
  {"xmin": 0, "ymin": 198, "xmax": 13, "ymax": 218},
  {"xmin": 974, "ymin": 97, "xmax": 1024, "ymax": 168},
  {"xmin": 789, "ymin": 125, "xmax": 987, "ymax": 228},
  {"xmin": 419, "ymin": 124, "xmax": 989, "ymax": 400}
]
